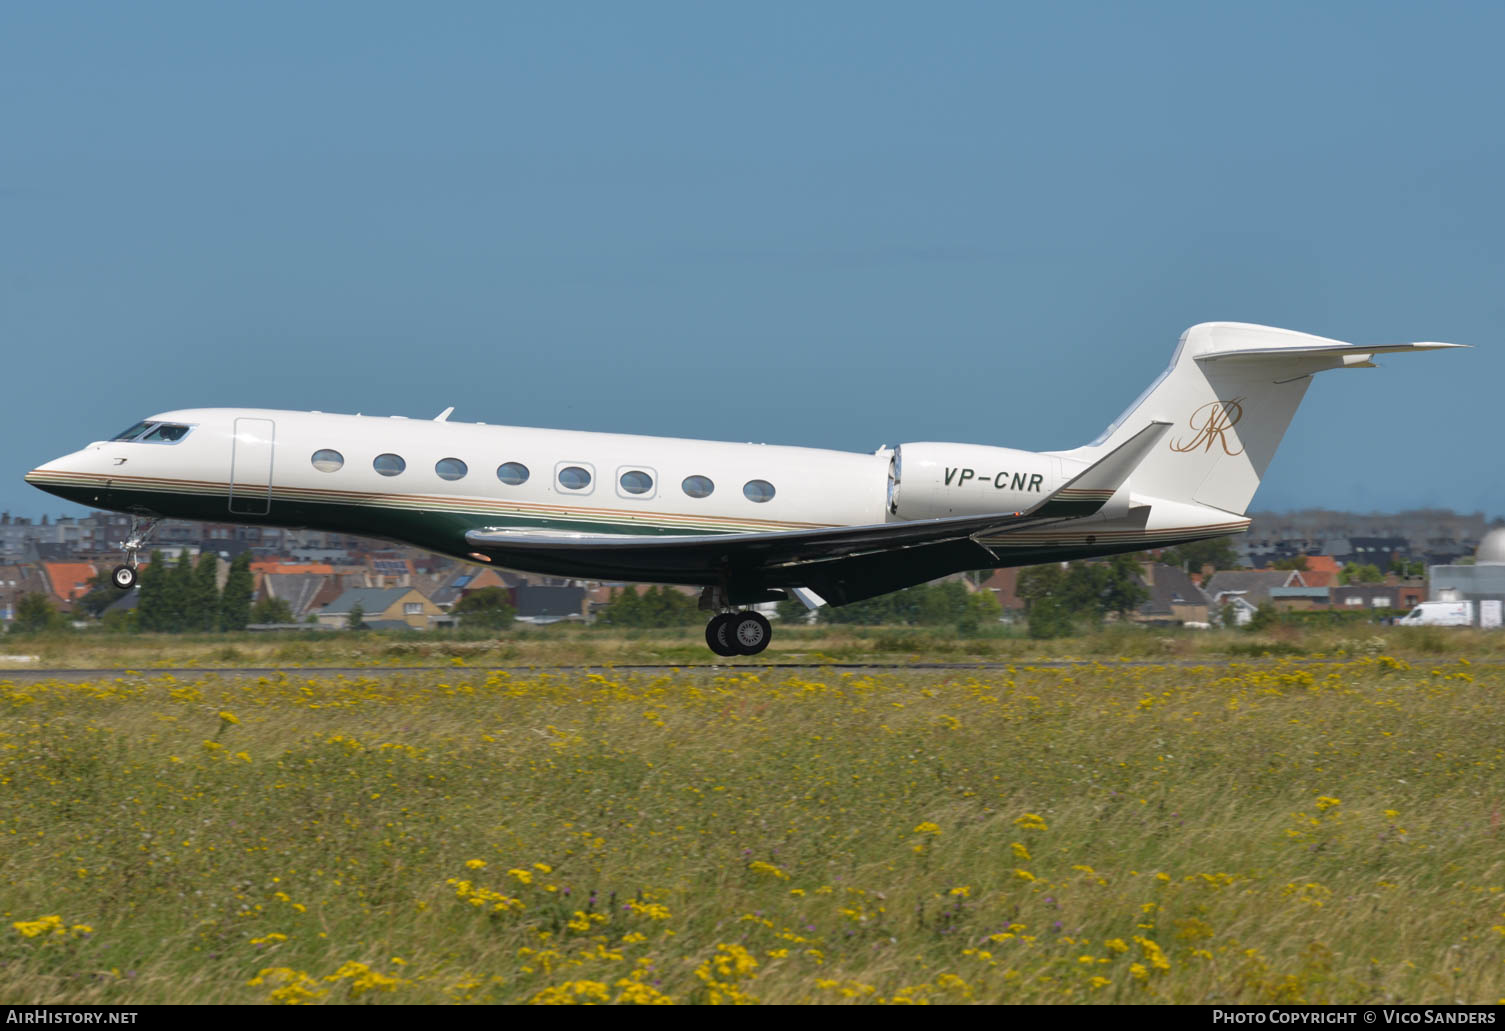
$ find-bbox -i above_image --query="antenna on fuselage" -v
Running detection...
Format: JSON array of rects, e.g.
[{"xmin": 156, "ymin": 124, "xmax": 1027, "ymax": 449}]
[{"xmin": 434, "ymin": 406, "xmax": 455, "ymax": 422}]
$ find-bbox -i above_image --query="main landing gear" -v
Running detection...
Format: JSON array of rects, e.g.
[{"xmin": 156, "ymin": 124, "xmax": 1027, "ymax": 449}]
[
  {"xmin": 704, "ymin": 611, "xmax": 773, "ymax": 658},
  {"xmin": 110, "ymin": 516, "xmax": 161, "ymax": 590}
]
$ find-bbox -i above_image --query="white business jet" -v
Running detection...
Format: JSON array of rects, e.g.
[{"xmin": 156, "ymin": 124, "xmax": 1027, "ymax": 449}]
[{"xmin": 27, "ymin": 323, "xmax": 1459, "ymax": 656}]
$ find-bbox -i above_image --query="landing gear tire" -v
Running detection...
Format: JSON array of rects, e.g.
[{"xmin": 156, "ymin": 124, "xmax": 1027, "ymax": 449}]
[
  {"xmin": 705, "ymin": 613, "xmax": 739, "ymax": 657},
  {"xmin": 730, "ymin": 612, "xmax": 772, "ymax": 656},
  {"xmin": 111, "ymin": 565, "xmax": 137, "ymax": 590}
]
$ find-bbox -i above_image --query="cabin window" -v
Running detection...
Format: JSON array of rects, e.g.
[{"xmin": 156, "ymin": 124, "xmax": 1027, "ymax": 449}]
[
  {"xmin": 558, "ymin": 465, "xmax": 592, "ymax": 491},
  {"xmin": 619, "ymin": 469, "xmax": 654, "ymax": 495},
  {"xmin": 112, "ymin": 421, "xmax": 153, "ymax": 441},
  {"xmin": 373, "ymin": 453, "xmax": 406, "ymax": 477},
  {"xmin": 311, "ymin": 449, "xmax": 344, "ymax": 473},
  {"xmin": 435, "ymin": 457, "xmax": 468, "ymax": 481},
  {"xmin": 140, "ymin": 423, "xmax": 192, "ymax": 443},
  {"xmin": 496, "ymin": 462, "xmax": 530, "ymax": 486},
  {"xmin": 743, "ymin": 479, "xmax": 776, "ymax": 503},
  {"xmin": 682, "ymin": 475, "xmax": 714, "ymax": 499}
]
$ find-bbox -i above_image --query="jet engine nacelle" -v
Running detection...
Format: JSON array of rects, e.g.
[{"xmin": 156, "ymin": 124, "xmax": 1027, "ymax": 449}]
[{"xmin": 888, "ymin": 443, "xmax": 1064, "ymax": 520}]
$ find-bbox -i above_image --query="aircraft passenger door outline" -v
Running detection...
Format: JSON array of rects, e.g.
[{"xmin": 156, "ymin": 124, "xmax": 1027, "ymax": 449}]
[{"xmin": 228, "ymin": 417, "xmax": 275, "ymax": 516}]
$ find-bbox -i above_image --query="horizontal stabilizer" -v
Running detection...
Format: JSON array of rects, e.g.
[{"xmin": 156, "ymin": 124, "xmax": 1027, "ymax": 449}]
[
  {"xmin": 1033, "ymin": 420, "xmax": 1169, "ymax": 517},
  {"xmin": 1197, "ymin": 340, "xmax": 1465, "ymax": 363}
]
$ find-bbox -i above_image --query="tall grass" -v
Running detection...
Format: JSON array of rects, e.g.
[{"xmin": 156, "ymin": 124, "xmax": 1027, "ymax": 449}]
[
  {"xmin": 1, "ymin": 656, "xmax": 1501, "ymax": 1003},
  {"xmin": 4, "ymin": 622, "xmax": 1505, "ymax": 668}
]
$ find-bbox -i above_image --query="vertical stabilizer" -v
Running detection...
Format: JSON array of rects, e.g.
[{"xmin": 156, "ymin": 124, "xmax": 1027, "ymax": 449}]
[{"xmin": 1052, "ymin": 323, "xmax": 1461, "ymax": 515}]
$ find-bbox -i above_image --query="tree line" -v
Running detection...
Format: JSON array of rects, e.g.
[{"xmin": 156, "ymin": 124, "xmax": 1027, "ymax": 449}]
[
  {"xmin": 132, "ymin": 551, "xmax": 259, "ymax": 631},
  {"xmin": 1015, "ymin": 553, "xmax": 1150, "ymax": 639},
  {"xmin": 9, "ymin": 552, "xmax": 259, "ymax": 634}
]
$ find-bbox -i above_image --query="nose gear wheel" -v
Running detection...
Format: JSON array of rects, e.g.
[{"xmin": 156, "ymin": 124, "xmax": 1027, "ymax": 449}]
[{"xmin": 110, "ymin": 516, "xmax": 161, "ymax": 591}]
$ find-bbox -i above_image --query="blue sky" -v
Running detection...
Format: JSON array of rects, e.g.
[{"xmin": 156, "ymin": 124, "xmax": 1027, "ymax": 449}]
[{"xmin": 4, "ymin": 2, "xmax": 1501, "ymax": 520}]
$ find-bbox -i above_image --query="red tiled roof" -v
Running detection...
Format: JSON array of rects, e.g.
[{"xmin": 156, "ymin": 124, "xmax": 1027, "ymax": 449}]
[
  {"xmin": 978, "ymin": 567, "xmax": 1022, "ymax": 609},
  {"xmin": 251, "ymin": 562, "xmax": 334, "ymax": 575},
  {"xmin": 42, "ymin": 562, "xmax": 97, "ymax": 603}
]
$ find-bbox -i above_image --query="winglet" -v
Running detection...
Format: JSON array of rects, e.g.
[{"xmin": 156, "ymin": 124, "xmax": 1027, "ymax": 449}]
[
  {"xmin": 434, "ymin": 406, "xmax": 455, "ymax": 422},
  {"xmin": 1031, "ymin": 420, "xmax": 1171, "ymax": 518}
]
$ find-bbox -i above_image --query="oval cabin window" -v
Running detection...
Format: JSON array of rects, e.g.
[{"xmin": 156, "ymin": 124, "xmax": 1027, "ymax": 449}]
[
  {"xmin": 558, "ymin": 466, "xmax": 592, "ymax": 491},
  {"xmin": 373, "ymin": 453, "xmax": 406, "ymax": 477},
  {"xmin": 435, "ymin": 457, "xmax": 468, "ymax": 481},
  {"xmin": 619, "ymin": 470, "xmax": 653, "ymax": 495},
  {"xmin": 682, "ymin": 475, "xmax": 714, "ymax": 498},
  {"xmin": 311, "ymin": 449, "xmax": 344, "ymax": 473},
  {"xmin": 743, "ymin": 479, "xmax": 776, "ymax": 503},
  {"xmin": 496, "ymin": 462, "xmax": 530, "ymax": 486}
]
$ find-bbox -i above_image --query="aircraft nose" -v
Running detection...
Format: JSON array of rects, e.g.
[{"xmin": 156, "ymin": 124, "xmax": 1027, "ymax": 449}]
[{"xmin": 25, "ymin": 451, "xmax": 92, "ymax": 502}]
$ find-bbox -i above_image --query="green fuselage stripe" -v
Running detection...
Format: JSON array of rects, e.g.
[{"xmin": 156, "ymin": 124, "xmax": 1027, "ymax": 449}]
[{"xmin": 40, "ymin": 483, "xmax": 738, "ymax": 560}]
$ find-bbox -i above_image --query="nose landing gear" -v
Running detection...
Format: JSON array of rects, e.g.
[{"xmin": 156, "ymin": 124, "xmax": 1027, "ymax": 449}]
[
  {"xmin": 110, "ymin": 516, "xmax": 161, "ymax": 591},
  {"xmin": 705, "ymin": 610, "xmax": 773, "ymax": 657}
]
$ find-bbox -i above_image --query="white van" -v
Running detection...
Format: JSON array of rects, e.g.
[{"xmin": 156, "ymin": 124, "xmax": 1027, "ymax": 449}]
[{"xmin": 1396, "ymin": 601, "xmax": 1473, "ymax": 627}]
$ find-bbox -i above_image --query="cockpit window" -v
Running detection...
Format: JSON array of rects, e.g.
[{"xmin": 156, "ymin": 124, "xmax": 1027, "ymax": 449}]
[
  {"xmin": 140, "ymin": 423, "xmax": 192, "ymax": 443},
  {"xmin": 115, "ymin": 421, "xmax": 193, "ymax": 444}
]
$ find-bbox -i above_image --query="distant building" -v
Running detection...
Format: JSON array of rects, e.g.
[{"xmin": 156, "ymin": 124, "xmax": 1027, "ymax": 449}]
[
  {"xmin": 1202, "ymin": 570, "xmax": 1308, "ymax": 610},
  {"xmin": 1268, "ymin": 584, "xmax": 1331, "ymax": 610},
  {"xmin": 40, "ymin": 562, "xmax": 97, "ymax": 610},
  {"xmin": 429, "ymin": 567, "xmax": 523, "ymax": 610},
  {"xmin": 0, "ymin": 564, "xmax": 50, "ymax": 622},
  {"xmin": 0, "ymin": 514, "xmax": 92, "ymax": 561},
  {"xmin": 258, "ymin": 573, "xmax": 333, "ymax": 619},
  {"xmin": 1297, "ymin": 555, "xmax": 1341, "ymax": 588},
  {"xmin": 1242, "ymin": 509, "xmax": 1490, "ymax": 567},
  {"xmin": 977, "ymin": 568, "xmax": 1024, "ymax": 615},
  {"xmin": 1337, "ymin": 537, "xmax": 1410, "ymax": 570},
  {"xmin": 1427, "ymin": 529, "xmax": 1505, "ymax": 627},
  {"xmin": 317, "ymin": 587, "xmax": 449, "ymax": 630},
  {"xmin": 512, "ymin": 584, "xmax": 588, "ymax": 623},
  {"xmin": 366, "ymin": 555, "xmax": 415, "ymax": 588},
  {"xmin": 1131, "ymin": 563, "xmax": 1209, "ymax": 625},
  {"xmin": 1329, "ymin": 583, "xmax": 1424, "ymax": 611}
]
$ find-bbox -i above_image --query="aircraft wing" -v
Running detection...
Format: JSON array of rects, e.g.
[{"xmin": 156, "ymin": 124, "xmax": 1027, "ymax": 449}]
[{"xmin": 464, "ymin": 421, "xmax": 1170, "ymax": 604}]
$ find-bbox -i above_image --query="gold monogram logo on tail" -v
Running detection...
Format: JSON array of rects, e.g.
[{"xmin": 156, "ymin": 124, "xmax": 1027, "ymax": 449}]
[{"xmin": 1169, "ymin": 398, "xmax": 1246, "ymax": 455}]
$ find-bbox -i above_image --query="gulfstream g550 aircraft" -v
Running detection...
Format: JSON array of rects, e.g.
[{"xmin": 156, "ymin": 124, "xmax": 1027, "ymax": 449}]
[{"xmin": 27, "ymin": 322, "xmax": 1459, "ymax": 655}]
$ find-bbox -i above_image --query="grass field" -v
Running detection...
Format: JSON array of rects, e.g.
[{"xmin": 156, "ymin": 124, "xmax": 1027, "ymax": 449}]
[
  {"xmin": 2, "ymin": 639, "xmax": 1503, "ymax": 1003},
  {"xmin": 4, "ymin": 620, "xmax": 1505, "ymax": 669}
]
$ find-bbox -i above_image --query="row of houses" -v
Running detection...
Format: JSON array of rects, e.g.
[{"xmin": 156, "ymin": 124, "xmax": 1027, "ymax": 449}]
[
  {"xmin": 0, "ymin": 551, "xmax": 1447, "ymax": 631},
  {"xmin": 0, "ymin": 510, "xmax": 419, "ymax": 565},
  {"xmin": 8, "ymin": 511, "xmax": 1502, "ymax": 629},
  {"xmin": 0, "ymin": 561, "xmax": 97, "ymax": 617},
  {"xmin": 979, "ymin": 560, "xmax": 1430, "ymax": 626},
  {"xmin": 1, "ymin": 554, "xmax": 593, "ymax": 629},
  {"xmin": 1239, "ymin": 509, "xmax": 1497, "ymax": 568},
  {"xmin": 11, "ymin": 507, "xmax": 1496, "ymax": 572}
]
